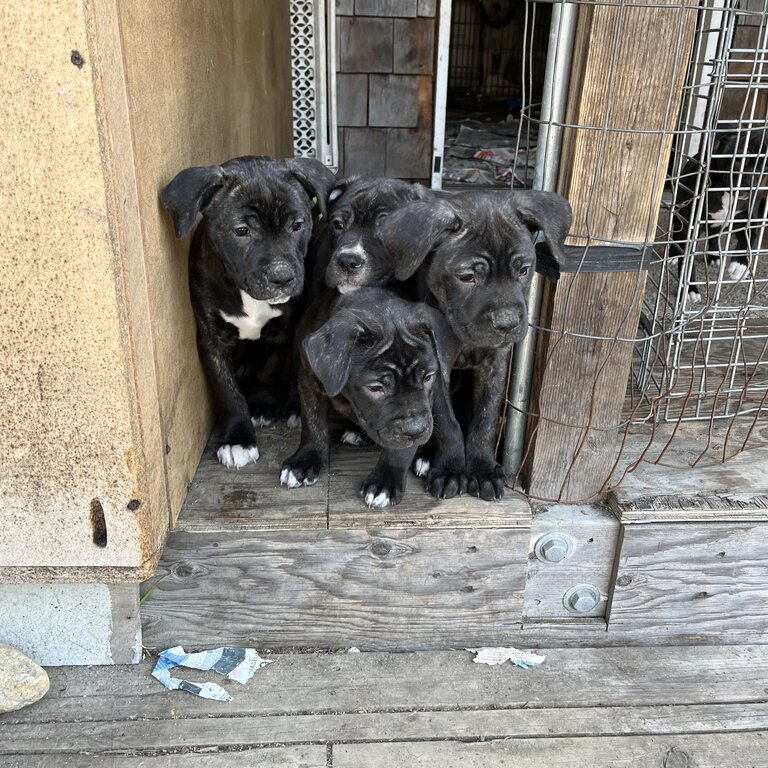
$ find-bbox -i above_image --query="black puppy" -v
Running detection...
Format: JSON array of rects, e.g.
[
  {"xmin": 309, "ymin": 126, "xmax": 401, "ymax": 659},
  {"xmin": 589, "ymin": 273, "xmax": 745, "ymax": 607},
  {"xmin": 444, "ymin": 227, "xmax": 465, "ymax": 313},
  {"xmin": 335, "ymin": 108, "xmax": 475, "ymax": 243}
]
[
  {"xmin": 280, "ymin": 288, "xmax": 465, "ymax": 507},
  {"xmin": 160, "ymin": 155, "xmax": 336, "ymax": 468},
  {"xmin": 322, "ymin": 176, "xmax": 432, "ymax": 293},
  {"xmin": 380, "ymin": 189, "xmax": 572, "ymax": 500},
  {"xmin": 672, "ymin": 130, "xmax": 767, "ymax": 304}
]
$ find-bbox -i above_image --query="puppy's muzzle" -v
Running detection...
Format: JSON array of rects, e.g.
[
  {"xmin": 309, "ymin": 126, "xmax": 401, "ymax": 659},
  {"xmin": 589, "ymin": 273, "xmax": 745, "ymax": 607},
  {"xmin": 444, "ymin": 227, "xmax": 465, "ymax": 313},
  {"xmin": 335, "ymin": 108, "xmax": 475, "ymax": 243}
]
[
  {"xmin": 336, "ymin": 249, "xmax": 364, "ymax": 273},
  {"xmin": 378, "ymin": 413, "xmax": 432, "ymax": 448},
  {"xmin": 267, "ymin": 261, "xmax": 298, "ymax": 289},
  {"xmin": 488, "ymin": 308, "xmax": 523, "ymax": 335}
]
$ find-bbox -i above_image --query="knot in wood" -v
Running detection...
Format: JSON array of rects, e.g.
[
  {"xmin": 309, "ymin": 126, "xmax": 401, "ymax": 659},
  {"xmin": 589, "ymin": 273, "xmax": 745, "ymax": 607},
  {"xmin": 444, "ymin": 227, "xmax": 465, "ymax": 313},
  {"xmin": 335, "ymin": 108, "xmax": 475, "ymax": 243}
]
[
  {"xmin": 172, "ymin": 561, "xmax": 207, "ymax": 579},
  {"xmin": 663, "ymin": 747, "xmax": 689, "ymax": 768},
  {"xmin": 370, "ymin": 540, "xmax": 392, "ymax": 557}
]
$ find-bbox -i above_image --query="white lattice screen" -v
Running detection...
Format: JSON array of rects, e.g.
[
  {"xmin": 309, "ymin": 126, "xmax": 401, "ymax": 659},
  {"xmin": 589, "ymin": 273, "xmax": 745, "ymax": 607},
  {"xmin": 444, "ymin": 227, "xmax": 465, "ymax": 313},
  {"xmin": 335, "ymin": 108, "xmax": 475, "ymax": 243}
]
[{"xmin": 290, "ymin": 0, "xmax": 338, "ymax": 168}]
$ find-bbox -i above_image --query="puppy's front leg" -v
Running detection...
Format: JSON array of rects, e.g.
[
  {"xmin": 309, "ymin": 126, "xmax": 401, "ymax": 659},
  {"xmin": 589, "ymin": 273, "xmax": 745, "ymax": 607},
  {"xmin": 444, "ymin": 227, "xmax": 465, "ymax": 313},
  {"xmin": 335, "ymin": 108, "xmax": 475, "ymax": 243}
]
[
  {"xmin": 424, "ymin": 376, "xmax": 467, "ymax": 500},
  {"xmin": 361, "ymin": 447, "xmax": 418, "ymax": 508},
  {"xmin": 280, "ymin": 371, "xmax": 329, "ymax": 487},
  {"xmin": 196, "ymin": 327, "xmax": 259, "ymax": 469},
  {"xmin": 466, "ymin": 349, "xmax": 510, "ymax": 501}
]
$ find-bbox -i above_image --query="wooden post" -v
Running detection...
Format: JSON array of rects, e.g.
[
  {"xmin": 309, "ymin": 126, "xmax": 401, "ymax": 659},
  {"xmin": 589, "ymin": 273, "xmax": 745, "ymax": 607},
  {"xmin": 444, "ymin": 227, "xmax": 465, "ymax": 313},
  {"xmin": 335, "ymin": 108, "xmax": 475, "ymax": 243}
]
[{"xmin": 525, "ymin": 0, "xmax": 698, "ymax": 502}]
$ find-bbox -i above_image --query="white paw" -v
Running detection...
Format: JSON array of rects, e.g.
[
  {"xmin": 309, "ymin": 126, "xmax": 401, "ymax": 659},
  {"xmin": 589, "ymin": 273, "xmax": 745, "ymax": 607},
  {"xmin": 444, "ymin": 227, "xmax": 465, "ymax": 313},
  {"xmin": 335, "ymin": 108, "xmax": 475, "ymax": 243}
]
[
  {"xmin": 728, "ymin": 261, "xmax": 750, "ymax": 281},
  {"xmin": 251, "ymin": 416, "xmax": 274, "ymax": 428},
  {"xmin": 341, "ymin": 429, "xmax": 367, "ymax": 447},
  {"xmin": 286, "ymin": 414, "xmax": 301, "ymax": 429},
  {"xmin": 686, "ymin": 290, "xmax": 702, "ymax": 306},
  {"xmin": 364, "ymin": 490, "xmax": 391, "ymax": 508},
  {"xmin": 414, "ymin": 458, "xmax": 431, "ymax": 477},
  {"xmin": 279, "ymin": 468, "xmax": 316, "ymax": 488},
  {"xmin": 217, "ymin": 444, "xmax": 260, "ymax": 469}
]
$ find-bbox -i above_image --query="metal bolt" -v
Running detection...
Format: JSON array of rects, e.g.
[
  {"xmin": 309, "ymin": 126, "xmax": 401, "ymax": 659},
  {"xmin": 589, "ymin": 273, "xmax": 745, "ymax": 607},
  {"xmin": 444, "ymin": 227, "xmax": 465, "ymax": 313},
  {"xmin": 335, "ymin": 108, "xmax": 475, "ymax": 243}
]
[
  {"xmin": 562, "ymin": 584, "xmax": 601, "ymax": 614},
  {"xmin": 534, "ymin": 532, "xmax": 573, "ymax": 563}
]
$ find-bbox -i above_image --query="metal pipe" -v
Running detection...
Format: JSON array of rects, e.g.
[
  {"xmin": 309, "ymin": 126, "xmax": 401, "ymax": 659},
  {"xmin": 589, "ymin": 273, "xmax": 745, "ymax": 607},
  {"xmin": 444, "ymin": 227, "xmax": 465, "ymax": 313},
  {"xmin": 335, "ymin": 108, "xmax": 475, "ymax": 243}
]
[{"xmin": 503, "ymin": 0, "xmax": 578, "ymax": 480}]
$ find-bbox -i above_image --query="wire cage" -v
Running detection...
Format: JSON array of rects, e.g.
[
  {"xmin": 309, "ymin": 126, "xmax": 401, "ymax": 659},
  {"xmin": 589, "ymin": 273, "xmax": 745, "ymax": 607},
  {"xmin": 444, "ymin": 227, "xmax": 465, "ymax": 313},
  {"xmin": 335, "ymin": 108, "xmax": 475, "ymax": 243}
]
[{"xmin": 634, "ymin": 0, "xmax": 768, "ymax": 423}]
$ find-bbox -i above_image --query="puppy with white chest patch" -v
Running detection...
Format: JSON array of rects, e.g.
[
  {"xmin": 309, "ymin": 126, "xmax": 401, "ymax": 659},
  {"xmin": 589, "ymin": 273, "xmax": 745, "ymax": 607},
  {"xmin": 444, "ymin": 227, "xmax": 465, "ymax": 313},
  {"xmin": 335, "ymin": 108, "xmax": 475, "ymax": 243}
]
[
  {"xmin": 160, "ymin": 155, "xmax": 336, "ymax": 469},
  {"xmin": 280, "ymin": 288, "xmax": 465, "ymax": 507}
]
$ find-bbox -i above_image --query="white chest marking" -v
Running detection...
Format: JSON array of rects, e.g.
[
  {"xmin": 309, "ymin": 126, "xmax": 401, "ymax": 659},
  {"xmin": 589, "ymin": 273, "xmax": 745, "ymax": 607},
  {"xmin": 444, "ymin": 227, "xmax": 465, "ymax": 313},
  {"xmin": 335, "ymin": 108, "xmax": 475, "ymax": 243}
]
[
  {"xmin": 219, "ymin": 291, "xmax": 283, "ymax": 340},
  {"xmin": 710, "ymin": 192, "xmax": 735, "ymax": 225}
]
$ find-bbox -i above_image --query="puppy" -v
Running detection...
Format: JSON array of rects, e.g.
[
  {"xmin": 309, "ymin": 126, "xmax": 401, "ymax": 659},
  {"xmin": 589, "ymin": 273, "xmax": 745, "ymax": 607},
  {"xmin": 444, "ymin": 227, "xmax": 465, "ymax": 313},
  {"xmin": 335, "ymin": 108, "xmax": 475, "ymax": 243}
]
[
  {"xmin": 280, "ymin": 288, "xmax": 465, "ymax": 506},
  {"xmin": 672, "ymin": 130, "xmax": 767, "ymax": 304},
  {"xmin": 380, "ymin": 189, "xmax": 572, "ymax": 500},
  {"xmin": 160, "ymin": 155, "xmax": 336, "ymax": 468},
  {"xmin": 322, "ymin": 176, "xmax": 432, "ymax": 293},
  {"xmin": 478, "ymin": 0, "xmax": 516, "ymax": 93}
]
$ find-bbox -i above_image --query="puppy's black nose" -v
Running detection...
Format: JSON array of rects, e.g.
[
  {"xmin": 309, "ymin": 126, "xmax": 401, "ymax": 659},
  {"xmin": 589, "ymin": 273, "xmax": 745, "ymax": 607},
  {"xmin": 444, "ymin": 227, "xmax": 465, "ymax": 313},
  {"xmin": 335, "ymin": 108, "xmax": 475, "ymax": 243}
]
[
  {"xmin": 267, "ymin": 262, "xmax": 295, "ymax": 287},
  {"xmin": 400, "ymin": 416, "xmax": 431, "ymax": 440},
  {"xmin": 336, "ymin": 251, "xmax": 363, "ymax": 272},
  {"xmin": 489, "ymin": 309, "xmax": 521, "ymax": 333}
]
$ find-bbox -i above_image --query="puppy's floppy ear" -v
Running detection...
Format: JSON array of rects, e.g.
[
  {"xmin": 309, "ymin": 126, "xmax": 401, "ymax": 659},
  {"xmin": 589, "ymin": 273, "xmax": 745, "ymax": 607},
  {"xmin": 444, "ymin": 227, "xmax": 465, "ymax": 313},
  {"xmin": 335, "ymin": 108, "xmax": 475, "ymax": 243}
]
[
  {"xmin": 286, "ymin": 158, "xmax": 338, "ymax": 220},
  {"xmin": 302, "ymin": 315, "xmax": 365, "ymax": 397},
  {"xmin": 380, "ymin": 200, "xmax": 459, "ymax": 281},
  {"xmin": 159, "ymin": 165, "xmax": 225, "ymax": 238},
  {"xmin": 509, "ymin": 191, "xmax": 572, "ymax": 268}
]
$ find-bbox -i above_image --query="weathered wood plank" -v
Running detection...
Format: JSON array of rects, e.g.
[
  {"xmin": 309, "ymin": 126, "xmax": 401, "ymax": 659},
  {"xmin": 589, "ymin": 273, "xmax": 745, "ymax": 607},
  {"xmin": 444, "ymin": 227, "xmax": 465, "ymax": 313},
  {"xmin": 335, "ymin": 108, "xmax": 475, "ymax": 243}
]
[
  {"xmin": 9, "ymin": 646, "xmax": 768, "ymax": 726},
  {"xmin": 176, "ymin": 425, "xmax": 327, "ymax": 533},
  {"xmin": 334, "ymin": 733, "xmax": 768, "ymax": 768},
  {"xmin": 5, "ymin": 747, "xmax": 326, "ymax": 767},
  {"xmin": 609, "ymin": 522, "xmax": 768, "ymax": 634},
  {"xmin": 524, "ymin": 504, "xmax": 620, "ymax": 619},
  {"xmin": 526, "ymin": 0, "xmax": 698, "ymax": 502},
  {"xmin": 329, "ymin": 443, "xmax": 531, "ymax": 528},
  {"xmin": 3, "ymin": 704, "xmax": 768, "ymax": 755},
  {"xmin": 609, "ymin": 445, "xmax": 768, "ymax": 523},
  {"xmin": 140, "ymin": 528, "xmax": 528, "ymax": 651}
]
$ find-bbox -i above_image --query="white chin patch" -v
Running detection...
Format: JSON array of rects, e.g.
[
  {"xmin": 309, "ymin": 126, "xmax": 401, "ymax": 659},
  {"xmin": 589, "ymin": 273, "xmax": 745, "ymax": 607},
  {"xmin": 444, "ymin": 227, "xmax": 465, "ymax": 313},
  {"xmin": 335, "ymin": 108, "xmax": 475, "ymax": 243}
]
[
  {"xmin": 341, "ymin": 429, "xmax": 367, "ymax": 446},
  {"xmin": 337, "ymin": 284, "xmax": 359, "ymax": 295},
  {"xmin": 728, "ymin": 261, "xmax": 750, "ymax": 281},
  {"xmin": 267, "ymin": 297, "xmax": 291, "ymax": 305},
  {"xmin": 279, "ymin": 468, "xmax": 316, "ymax": 488},
  {"xmin": 687, "ymin": 290, "xmax": 702, "ymax": 306},
  {"xmin": 251, "ymin": 416, "xmax": 274, "ymax": 428},
  {"xmin": 414, "ymin": 458, "xmax": 431, "ymax": 477},
  {"xmin": 217, "ymin": 444, "xmax": 260, "ymax": 469},
  {"xmin": 365, "ymin": 490, "xmax": 391, "ymax": 508},
  {"xmin": 286, "ymin": 414, "xmax": 301, "ymax": 429}
]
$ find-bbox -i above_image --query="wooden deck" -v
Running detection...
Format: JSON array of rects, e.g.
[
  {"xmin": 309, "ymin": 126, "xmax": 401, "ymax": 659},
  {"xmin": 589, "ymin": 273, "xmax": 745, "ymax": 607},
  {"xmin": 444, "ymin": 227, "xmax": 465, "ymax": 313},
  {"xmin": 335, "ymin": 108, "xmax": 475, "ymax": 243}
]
[{"xmin": 2, "ymin": 644, "xmax": 767, "ymax": 766}]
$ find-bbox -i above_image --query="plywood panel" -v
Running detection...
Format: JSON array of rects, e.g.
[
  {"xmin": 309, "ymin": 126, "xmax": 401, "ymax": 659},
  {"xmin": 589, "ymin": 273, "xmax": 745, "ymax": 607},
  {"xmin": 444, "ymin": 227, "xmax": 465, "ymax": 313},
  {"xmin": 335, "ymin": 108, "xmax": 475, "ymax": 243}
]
[
  {"xmin": 0, "ymin": 0, "xmax": 153, "ymax": 576},
  {"xmin": 116, "ymin": 0, "xmax": 294, "ymax": 525}
]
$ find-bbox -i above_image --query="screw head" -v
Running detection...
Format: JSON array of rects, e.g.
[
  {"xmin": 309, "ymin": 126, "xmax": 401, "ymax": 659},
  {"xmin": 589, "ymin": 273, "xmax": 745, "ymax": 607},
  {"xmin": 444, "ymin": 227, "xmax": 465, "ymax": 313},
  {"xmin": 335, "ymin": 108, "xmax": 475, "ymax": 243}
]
[
  {"xmin": 562, "ymin": 584, "xmax": 601, "ymax": 614},
  {"xmin": 534, "ymin": 533, "xmax": 573, "ymax": 563}
]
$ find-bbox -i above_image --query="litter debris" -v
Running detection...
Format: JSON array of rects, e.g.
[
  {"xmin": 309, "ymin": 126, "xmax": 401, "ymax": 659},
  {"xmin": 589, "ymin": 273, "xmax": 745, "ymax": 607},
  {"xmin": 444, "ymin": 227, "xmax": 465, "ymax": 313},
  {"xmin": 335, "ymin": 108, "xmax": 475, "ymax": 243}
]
[
  {"xmin": 152, "ymin": 645, "xmax": 272, "ymax": 701},
  {"xmin": 467, "ymin": 646, "xmax": 546, "ymax": 669},
  {"xmin": 347, "ymin": 647, "xmax": 361, "ymax": 653}
]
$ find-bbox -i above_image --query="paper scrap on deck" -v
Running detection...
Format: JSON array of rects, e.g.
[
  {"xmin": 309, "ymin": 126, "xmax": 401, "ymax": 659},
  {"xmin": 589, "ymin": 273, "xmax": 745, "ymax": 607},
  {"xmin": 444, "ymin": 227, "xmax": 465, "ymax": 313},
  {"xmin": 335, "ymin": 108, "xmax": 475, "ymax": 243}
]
[
  {"xmin": 467, "ymin": 647, "xmax": 546, "ymax": 669},
  {"xmin": 152, "ymin": 645, "xmax": 272, "ymax": 701}
]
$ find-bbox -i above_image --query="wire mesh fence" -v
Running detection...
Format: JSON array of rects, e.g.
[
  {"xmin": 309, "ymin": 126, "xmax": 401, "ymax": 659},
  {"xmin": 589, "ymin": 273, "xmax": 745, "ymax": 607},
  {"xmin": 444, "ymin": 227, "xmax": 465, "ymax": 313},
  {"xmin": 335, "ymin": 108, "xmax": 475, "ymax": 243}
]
[{"xmin": 503, "ymin": 0, "xmax": 768, "ymax": 502}]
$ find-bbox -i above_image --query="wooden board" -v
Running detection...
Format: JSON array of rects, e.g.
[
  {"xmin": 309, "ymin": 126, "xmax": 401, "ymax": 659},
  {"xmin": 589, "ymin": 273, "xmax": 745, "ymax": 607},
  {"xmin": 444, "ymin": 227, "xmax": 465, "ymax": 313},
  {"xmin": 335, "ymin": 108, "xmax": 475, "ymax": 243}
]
[
  {"xmin": 329, "ymin": 441, "xmax": 531, "ymax": 529},
  {"xmin": 6, "ymin": 747, "xmax": 326, "ymax": 768},
  {"xmin": 333, "ymin": 734, "xmax": 768, "ymax": 768},
  {"xmin": 523, "ymin": 504, "xmax": 620, "ymax": 619},
  {"xmin": 608, "ymin": 522, "xmax": 768, "ymax": 635},
  {"xmin": 3, "ymin": 646, "xmax": 768, "ymax": 762},
  {"xmin": 140, "ymin": 527, "xmax": 529, "ymax": 651},
  {"xmin": 609, "ymin": 445, "xmax": 768, "ymax": 523},
  {"xmin": 177, "ymin": 424, "xmax": 327, "ymax": 532}
]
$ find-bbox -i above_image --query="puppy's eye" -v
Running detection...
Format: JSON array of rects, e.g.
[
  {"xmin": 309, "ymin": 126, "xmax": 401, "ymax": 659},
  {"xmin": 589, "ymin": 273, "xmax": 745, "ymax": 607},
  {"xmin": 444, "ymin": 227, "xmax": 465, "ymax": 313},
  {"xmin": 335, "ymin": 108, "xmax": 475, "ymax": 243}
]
[
  {"xmin": 366, "ymin": 383, "xmax": 385, "ymax": 394},
  {"xmin": 233, "ymin": 226, "xmax": 249, "ymax": 237},
  {"xmin": 458, "ymin": 273, "xmax": 476, "ymax": 284},
  {"xmin": 376, "ymin": 212, "xmax": 389, "ymax": 223},
  {"xmin": 423, "ymin": 372, "xmax": 435, "ymax": 384},
  {"xmin": 291, "ymin": 220, "xmax": 304, "ymax": 232},
  {"xmin": 519, "ymin": 265, "xmax": 530, "ymax": 277},
  {"xmin": 331, "ymin": 218, "xmax": 345, "ymax": 232}
]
